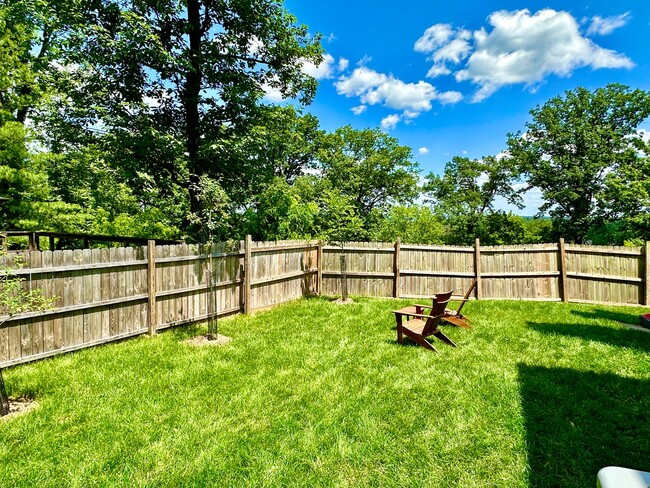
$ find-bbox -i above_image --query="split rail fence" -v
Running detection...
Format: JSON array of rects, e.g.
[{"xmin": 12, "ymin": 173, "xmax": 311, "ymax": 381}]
[{"xmin": 1, "ymin": 237, "xmax": 648, "ymax": 368}]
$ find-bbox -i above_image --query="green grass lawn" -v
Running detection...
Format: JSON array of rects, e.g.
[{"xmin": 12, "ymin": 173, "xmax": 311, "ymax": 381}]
[{"xmin": 1, "ymin": 297, "xmax": 649, "ymax": 487}]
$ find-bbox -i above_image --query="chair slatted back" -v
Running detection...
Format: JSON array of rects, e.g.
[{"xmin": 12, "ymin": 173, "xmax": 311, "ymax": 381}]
[
  {"xmin": 423, "ymin": 290, "xmax": 453, "ymax": 336},
  {"xmin": 456, "ymin": 280, "xmax": 477, "ymax": 315}
]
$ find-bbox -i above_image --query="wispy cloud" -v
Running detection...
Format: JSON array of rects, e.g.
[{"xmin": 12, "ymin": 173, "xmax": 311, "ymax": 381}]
[
  {"xmin": 587, "ymin": 13, "xmax": 630, "ymax": 36},
  {"xmin": 356, "ymin": 55, "xmax": 373, "ymax": 66}
]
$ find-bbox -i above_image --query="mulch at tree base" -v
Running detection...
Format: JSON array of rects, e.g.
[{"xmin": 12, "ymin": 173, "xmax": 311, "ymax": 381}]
[
  {"xmin": 2, "ymin": 398, "xmax": 36, "ymax": 420},
  {"xmin": 185, "ymin": 335, "xmax": 232, "ymax": 347}
]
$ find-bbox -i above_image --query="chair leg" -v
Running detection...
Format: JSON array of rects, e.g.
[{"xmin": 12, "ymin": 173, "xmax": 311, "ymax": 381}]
[
  {"xmin": 412, "ymin": 335, "xmax": 438, "ymax": 352},
  {"xmin": 432, "ymin": 329, "xmax": 456, "ymax": 347},
  {"xmin": 395, "ymin": 316, "xmax": 403, "ymax": 344},
  {"xmin": 402, "ymin": 329, "xmax": 438, "ymax": 352}
]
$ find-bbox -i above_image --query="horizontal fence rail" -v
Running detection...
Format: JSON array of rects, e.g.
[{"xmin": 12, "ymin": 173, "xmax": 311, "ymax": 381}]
[
  {"xmin": 1, "ymin": 237, "xmax": 648, "ymax": 368},
  {"xmin": 1, "ymin": 238, "xmax": 319, "ymax": 367},
  {"xmin": 321, "ymin": 239, "xmax": 649, "ymax": 305}
]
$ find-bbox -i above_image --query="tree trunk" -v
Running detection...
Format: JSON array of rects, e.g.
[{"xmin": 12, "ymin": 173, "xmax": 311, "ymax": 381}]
[
  {"xmin": 206, "ymin": 264, "xmax": 218, "ymax": 340},
  {"xmin": 0, "ymin": 368, "xmax": 9, "ymax": 416},
  {"xmin": 340, "ymin": 253, "xmax": 348, "ymax": 300},
  {"xmin": 184, "ymin": 0, "xmax": 204, "ymax": 213}
]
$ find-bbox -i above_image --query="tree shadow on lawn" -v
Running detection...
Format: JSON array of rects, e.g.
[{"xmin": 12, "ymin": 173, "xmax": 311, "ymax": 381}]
[
  {"xmin": 519, "ymin": 365, "xmax": 650, "ymax": 488},
  {"xmin": 570, "ymin": 308, "xmax": 642, "ymax": 325},
  {"xmin": 527, "ymin": 321, "xmax": 650, "ymax": 353}
]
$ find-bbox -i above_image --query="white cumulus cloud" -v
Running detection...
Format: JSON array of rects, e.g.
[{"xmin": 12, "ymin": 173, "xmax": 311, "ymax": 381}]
[
  {"xmin": 351, "ymin": 105, "xmax": 367, "ymax": 115},
  {"xmin": 402, "ymin": 110, "xmax": 420, "ymax": 120},
  {"xmin": 416, "ymin": 9, "xmax": 634, "ymax": 102},
  {"xmin": 426, "ymin": 64, "xmax": 451, "ymax": 78},
  {"xmin": 335, "ymin": 66, "xmax": 463, "ymax": 114},
  {"xmin": 380, "ymin": 114, "xmax": 401, "ymax": 131},
  {"xmin": 414, "ymin": 24, "xmax": 454, "ymax": 53},
  {"xmin": 261, "ymin": 83, "xmax": 285, "ymax": 103},
  {"xmin": 432, "ymin": 30, "xmax": 472, "ymax": 63},
  {"xmin": 587, "ymin": 13, "xmax": 630, "ymax": 36},
  {"xmin": 302, "ymin": 53, "xmax": 349, "ymax": 80},
  {"xmin": 418, "ymin": 147, "xmax": 429, "ymax": 155},
  {"xmin": 335, "ymin": 66, "xmax": 388, "ymax": 97}
]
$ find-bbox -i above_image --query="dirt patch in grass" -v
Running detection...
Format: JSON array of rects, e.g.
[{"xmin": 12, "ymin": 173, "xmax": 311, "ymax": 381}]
[
  {"xmin": 2, "ymin": 398, "xmax": 36, "ymax": 420},
  {"xmin": 185, "ymin": 334, "xmax": 232, "ymax": 347}
]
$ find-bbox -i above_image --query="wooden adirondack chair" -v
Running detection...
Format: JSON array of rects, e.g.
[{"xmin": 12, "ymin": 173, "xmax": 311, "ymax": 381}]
[
  {"xmin": 443, "ymin": 280, "xmax": 476, "ymax": 329},
  {"xmin": 392, "ymin": 291, "xmax": 456, "ymax": 352},
  {"xmin": 395, "ymin": 280, "xmax": 476, "ymax": 329}
]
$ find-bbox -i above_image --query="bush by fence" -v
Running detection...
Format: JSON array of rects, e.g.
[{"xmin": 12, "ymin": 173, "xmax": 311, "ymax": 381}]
[{"xmin": 1, "ymin": 237, "xmax": 648, "ymax": 367}]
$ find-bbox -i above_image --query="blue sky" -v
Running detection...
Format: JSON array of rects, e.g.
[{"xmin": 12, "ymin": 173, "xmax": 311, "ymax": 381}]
[{"xmin": 277, "ymin": 0, "xmax": 650, "ymax": 214}]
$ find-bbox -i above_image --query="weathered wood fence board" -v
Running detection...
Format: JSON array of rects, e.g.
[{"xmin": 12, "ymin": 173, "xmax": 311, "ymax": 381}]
[
  {"xmin": 323, "ymin": 240, "xmax": 648, "ymax": 305},
  {"xmin": 0, "ymin": 238, "xmax": 318, "ymax": 367},
  {"xmin": 322, "ymin": 242, "xmax": 394, "ymax": 297},
  {"xmin": 249, "ymin": 240, "xmax": 318, "ymax": 310},
  {"xmin": 400, "ymin": 244, "xmax": 474, "ymax": 299},
  {"xmin": 480, "ymin": 244, "xmax": 560, "ymax": 301},
  {"xmin": 565, "ymin": 245, "xmax": 644, "ymax": 305},
  {"xmin": 1, "ymin": 238, "xmax": 648, "ymax": 367}
]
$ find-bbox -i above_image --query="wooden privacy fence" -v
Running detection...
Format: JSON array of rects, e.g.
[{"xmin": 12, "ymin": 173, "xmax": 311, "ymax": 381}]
[
  {"xmin": 1, "ymin": 237, "xmax": 648, "ymax": 367},
  {"xmin": 322, "ymin": 239, "xmax": 650, "ymax": 306},
  {"xmin": 1, "ymin": 238, "xmax": 318, "ymax": 368}
]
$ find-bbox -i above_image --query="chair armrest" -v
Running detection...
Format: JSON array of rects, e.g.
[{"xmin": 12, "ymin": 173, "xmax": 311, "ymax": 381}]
[
  {"xmin": 392, "ymin": 311, "xmax": 444, "ymax": 321},
  {"xmin": 449, "ymin": 297, "xmax": 470, "ymax": 303}
]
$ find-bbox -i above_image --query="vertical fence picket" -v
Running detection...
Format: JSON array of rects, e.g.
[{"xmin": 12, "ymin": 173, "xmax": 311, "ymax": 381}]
[
  {"xmin": 147, "ymin": 241, "xmax": 156, "ymax": 336},
  {"xmin": 1, "ymin": 239, "xmax": 647, "ymax": 368},
  {"xmin": 645, "ymin": 242, "xmax": 650, "ymax": 306}
]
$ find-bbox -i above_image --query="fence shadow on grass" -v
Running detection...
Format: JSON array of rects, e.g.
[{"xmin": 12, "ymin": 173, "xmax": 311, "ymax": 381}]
[
  {"xmin": 518, "ymin": 365, "xmax": 650, "ymax": 488},
  {"xmin": 527, "ymin": 321, "xmax": 650, "ymax": 353}
]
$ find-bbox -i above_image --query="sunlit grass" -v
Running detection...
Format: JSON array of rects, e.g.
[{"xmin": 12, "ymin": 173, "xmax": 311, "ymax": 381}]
[{"xmin": 1, "ymin": 297, "xmax": 648, "ymax": 487}]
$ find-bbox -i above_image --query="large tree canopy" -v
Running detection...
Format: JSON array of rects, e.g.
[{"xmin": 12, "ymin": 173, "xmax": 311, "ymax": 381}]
[
  {"xmin": 30, "ymin": 0, "xmax": 323, "ymax": 217},
  {"xmin": 423, "ymin": 155, "xmax": 527, "ymax": 245},
  {"xmin": 318, "ymin": 126, "xmax": 420, "ymax": 231},
  {"xmin": 507, "ymin": 84, "xmax": 650, "ymax": 243},
  {"xmin": 3, "ymin": 1, "xmax": 650, "ymax": 247},
  {"xmin": 0, "ymin": 0, "xmax": 323, "ymax": 238}
]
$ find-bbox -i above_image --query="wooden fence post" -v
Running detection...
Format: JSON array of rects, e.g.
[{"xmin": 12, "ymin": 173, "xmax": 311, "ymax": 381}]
[
  {"xmin": 474, "ymin": 238, "xmax": 481, "ymax": 299},
  {"xmin": 147, "ymin": 240, "xmax": 157, "ymax": 336},
  {"xmin": 645, "ymin": 241, "xmax": 650, "ymax": 306},
  {"xmin": 28, "ymin": 232, "xmax": 37, "ymax": 251},
  {"xmin": 393, "ymin": 238, "xmax": 401, "ymax": 298},
  {"xmin": 244, "ymin": 235, "xmax": 252, "ymax": 314},
  {"xmin": 559, "ymin": 238, "xmax": 568, "ymax": 303},
  {"xmin": 317, "ymin": 241, "xmax": 323, "ymax": 296}
]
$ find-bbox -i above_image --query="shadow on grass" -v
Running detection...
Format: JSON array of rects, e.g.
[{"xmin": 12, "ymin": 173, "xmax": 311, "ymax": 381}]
[
  {"xmin": 527, "ymin": 321, "xmax": 650, "ymax": 353},
  {"xmin": 519, "ymin": 365, "xmax": 650, "ymax": 488},
  {"xmin": 571, "ymin": 308, "xmax": 642, "ymax": 325}
]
